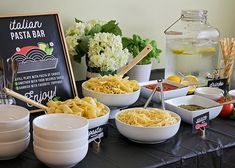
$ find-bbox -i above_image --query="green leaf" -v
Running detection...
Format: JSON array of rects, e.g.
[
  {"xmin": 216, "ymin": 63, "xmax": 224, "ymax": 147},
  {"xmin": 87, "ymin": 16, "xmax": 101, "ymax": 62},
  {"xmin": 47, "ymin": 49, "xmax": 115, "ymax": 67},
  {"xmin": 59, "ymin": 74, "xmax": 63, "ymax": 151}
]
[
  {"xmin": 101, "ymin": 20, "xmax": 122, "ymax": 36},
  {"xmin": 52, "ymin": 96, "xmax": 60, "ymax": 101},
  {"xmin": 125, "ymin": 34, "xmax": 162, "ymax": 64},
  {"xmin": 73, "ymin": 36, "xmax": 91, "ymax": 63},
  {"xmin": 122, "ymin": 37, "xmax": 133, "ymax": 48},
  {"xmin": 45, "ymin": 47, "xmax": 53, "ymax": 55},
  {"xmin": 75, "ymin": 18, "xmax": 83, "ymax": 23},
  {"xmin": 88, "ymin": 24, "xmax": 102, "ymax": 36}
]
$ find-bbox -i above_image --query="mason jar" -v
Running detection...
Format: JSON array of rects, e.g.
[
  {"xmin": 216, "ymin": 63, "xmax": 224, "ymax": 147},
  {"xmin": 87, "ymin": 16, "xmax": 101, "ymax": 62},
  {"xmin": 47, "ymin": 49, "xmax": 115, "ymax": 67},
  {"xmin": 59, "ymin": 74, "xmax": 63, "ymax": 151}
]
[{"xmin": 164, "ymin": 10, "xmax": 220, "ymax": 83}]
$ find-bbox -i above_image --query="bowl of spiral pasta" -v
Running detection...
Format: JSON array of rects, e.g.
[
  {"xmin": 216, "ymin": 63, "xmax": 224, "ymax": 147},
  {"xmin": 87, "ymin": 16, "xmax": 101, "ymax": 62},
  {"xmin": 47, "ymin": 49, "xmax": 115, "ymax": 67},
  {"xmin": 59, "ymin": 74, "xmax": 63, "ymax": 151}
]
[
  {"xmin": 82, "ymin": 75, "xmax": 140, "ymax": 107},
  {"xmin": 46, "ymin": 97, "xmax": 110, "ymax": 129},
  {"xmin": 115, "ymin": 107, "xmax": 181, "ymax": 144}
]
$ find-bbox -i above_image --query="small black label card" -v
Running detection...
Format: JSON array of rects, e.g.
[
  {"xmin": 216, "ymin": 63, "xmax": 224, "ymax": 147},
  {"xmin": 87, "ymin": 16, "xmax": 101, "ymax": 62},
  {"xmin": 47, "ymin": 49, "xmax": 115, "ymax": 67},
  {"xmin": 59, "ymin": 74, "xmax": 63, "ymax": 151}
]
[
  {"xmin": 207, "ymin": 78, "xmax": 228, "ymax": 91},
  {"xmin": 88, "ymin": 124, "xmax": 108, "ymax": 143},
  {"xmin": 192, "ymin": 112, "xmax": 209, "ymax": 133}
]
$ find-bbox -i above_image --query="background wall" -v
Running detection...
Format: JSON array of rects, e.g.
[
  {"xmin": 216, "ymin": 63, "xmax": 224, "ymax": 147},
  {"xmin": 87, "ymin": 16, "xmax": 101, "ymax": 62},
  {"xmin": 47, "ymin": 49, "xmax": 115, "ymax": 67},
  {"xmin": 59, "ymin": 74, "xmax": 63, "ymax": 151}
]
[{"xmin": 1, "ymin": 0, "xmax": 235, "ymax": 80}]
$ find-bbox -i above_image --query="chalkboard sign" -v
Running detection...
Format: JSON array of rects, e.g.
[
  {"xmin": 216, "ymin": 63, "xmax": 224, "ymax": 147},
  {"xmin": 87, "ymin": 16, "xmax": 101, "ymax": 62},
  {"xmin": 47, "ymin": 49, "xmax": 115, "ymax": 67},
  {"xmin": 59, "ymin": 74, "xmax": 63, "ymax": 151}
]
[
  {"xmin": 0, "ymin": 13, "xmax": 77, "ymax": 110},
  {"xmin": 207, "ymin": 78, "xmax": 228, "ymax": 91}
]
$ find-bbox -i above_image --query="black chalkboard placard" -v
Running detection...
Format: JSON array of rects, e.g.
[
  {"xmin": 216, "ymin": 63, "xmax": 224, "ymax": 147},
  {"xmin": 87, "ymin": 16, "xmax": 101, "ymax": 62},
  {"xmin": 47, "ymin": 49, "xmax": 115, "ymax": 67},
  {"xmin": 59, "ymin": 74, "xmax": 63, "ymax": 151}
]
[
  {"xmin": 0, "ymin": 13, "xmax": 77, "ymax": 110},
  {"xmin": 207, "ymin": 78, "xmax": 228, "ymax": 91}
]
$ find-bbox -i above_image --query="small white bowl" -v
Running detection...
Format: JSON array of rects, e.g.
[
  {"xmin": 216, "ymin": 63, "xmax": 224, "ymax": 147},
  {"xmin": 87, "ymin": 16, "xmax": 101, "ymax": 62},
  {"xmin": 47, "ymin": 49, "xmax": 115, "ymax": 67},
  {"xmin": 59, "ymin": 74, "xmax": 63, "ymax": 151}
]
[
  {"xmin": 88, "ymin": 105, "xmax": 110, "ymax": 129},
  {"xmin": 0, "ymin": 105, "xmax": 30, "ymax": 131},
  {"xmin": 33, "ymin": 114, "xmax": 88, "ymax": 141},
  {"xmin": 164, "ymin": 95, "xmax": 223, "ymax": 124},
  {"xmin": 115, "ymin": 108, "xmax": 181, "ymax": 144},
  {"xmin": 139, "ymin": 80, "xmax": 189, "ymax": 103},
  {"xmin": 0, "ymin": 122, "xmax": 29, "ymax": 142},
  {"xmin": 82, "ymin": 81, "xmax": 140, "ymax": 107},
  {"xmin": 33, "ymin": 133, "xmax": 88, "ymax": 150},
  {"xmin": 0, "ymin": 133, "xmax": 30, "ymax": 160},
  {"xmin": 194, "ymin": 87, "xmax": 224, "ymax": 101},
  {"xmin": 228, "ymin": 89, "xmax": 235, "ymax": 98},
  {"xmin": 34, "ymin": 142, "xmax": 88, "ymax": 168}
]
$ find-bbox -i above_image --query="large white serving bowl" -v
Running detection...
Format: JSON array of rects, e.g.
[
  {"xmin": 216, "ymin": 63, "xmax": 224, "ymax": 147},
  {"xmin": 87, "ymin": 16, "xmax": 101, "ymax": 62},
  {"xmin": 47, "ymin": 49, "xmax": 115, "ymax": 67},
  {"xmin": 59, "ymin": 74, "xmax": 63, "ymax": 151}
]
[
  {"xmin": 33, "ymin": 133, "xmax": 88, "ymax": 150},
  {"xmin": 0, "ymin": 133, "xmax": 30, "ymax": 160},
  {"xmin": 0, "ymin": 122, "xmax": 29, "ymax": 142},
  {"xmin": 33, "ymin": 114, "xmax": 88, "ymax": 141},
  {"xmin": 194, "ymin": 87, "xmax": 224, "ymax": 101},
  {"xmin": 34, "ymin": 142, "xmax": 88, "ymax": 168},
  {"xmin": 82, "ymin": 81, "xmax": 140, "ymax": 107},
  {"xmin": 139, "ymin": 80, "xmax": 189, "ymax": 103},
  {"xmin": 88, "ymin": 105, "xmax": 110, "ymax": 129},
  {"xmin": 164, "ymin": 95, "xmax": 223, "ymax": 124},
  {"xmin": 0, "ymin": 105, "xmax": 30, "ymax": 131},
  {"xmin": 115, "ymin": 108, "xmax": 181, "ymax": 144}
]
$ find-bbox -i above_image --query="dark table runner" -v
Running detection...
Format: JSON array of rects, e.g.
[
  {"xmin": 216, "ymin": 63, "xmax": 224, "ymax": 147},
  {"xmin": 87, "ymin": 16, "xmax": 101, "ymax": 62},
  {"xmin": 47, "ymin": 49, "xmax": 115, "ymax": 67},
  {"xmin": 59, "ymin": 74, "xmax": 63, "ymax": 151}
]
[{"xmin": 1, "ymin": 71, "xmax": 235, "ymax": 168}]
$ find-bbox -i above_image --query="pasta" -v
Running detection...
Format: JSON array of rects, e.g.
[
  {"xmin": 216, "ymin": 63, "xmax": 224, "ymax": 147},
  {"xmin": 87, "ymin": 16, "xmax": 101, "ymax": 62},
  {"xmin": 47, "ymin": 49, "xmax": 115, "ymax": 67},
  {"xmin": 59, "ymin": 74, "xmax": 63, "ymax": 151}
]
[
  {"xmin": 117, "ymin": 108, "xmax": 179, "ymax": 127},
  {"xmin": 47, "ymin": 97, "xmax": 108, "ymax": 119},
  {"xmin": 84, "ymin": 75, "xmax": 140, "ymax": 94}
]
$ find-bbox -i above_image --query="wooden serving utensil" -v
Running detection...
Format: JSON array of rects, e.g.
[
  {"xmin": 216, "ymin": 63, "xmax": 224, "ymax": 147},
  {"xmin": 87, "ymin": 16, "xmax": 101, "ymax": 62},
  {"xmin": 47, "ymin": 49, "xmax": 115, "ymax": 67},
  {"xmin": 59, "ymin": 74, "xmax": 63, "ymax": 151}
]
[
  {"xmin": 3, "ymin": 87, "xmax": 48, "ymax": 111},
  {"xmin": 117, "ymin": 44, "xmax": 153, "ymax": 76}
]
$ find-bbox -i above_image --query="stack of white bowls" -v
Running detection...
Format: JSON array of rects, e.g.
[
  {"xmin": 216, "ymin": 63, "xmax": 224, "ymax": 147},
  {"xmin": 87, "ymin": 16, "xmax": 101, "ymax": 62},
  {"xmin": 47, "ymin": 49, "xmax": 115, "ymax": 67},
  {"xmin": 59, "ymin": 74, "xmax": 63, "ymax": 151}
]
[
  {"xmin": 33, "ymin": 113, "xmax": 89, "ymax": 168},
  {"xmin": 0, "ymin": 105, "xmax": 30, "ymax": 160}
]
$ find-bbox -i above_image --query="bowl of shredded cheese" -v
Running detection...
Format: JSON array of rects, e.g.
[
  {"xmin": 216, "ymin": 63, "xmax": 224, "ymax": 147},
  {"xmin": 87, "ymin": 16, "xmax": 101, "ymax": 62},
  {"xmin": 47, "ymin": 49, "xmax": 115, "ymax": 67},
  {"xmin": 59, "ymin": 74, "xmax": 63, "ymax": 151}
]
[
  {"xmin": 82, "ymin": 75, "xmax": 140, "ymax": 107},
  {"xmin": 115, "ymin": 107, "xmax": 181, "ymax": 144}
]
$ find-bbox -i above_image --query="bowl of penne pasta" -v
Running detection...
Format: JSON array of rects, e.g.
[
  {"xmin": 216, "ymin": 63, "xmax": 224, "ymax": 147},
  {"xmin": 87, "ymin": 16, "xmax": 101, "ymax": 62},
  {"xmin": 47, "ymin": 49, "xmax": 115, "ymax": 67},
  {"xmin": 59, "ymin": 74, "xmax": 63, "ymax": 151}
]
[
  {"xmin": 46, "ymin": 97, "xmax": 110, "ymax": 129},
  {"xmin": 115, "ymin": 107, "xmax": 181, "ymax": 144},
  {"xmin": 82, "ymin": 75, "xmax": 141, "ymax": 107}
]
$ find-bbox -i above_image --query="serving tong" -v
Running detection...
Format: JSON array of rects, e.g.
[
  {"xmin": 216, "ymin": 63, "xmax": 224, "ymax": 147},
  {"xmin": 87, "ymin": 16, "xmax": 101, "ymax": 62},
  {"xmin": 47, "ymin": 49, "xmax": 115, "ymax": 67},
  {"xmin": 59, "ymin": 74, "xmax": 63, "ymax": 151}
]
[{"xmin": 144, "ymin": 79, "xmax": 165, "ymax": 110}]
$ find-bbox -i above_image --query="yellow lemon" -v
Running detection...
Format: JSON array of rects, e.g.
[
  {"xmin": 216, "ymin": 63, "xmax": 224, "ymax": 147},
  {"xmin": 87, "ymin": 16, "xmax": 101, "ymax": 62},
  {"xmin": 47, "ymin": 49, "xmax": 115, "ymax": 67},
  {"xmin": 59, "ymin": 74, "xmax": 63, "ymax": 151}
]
[
  {"xmin": 167, "ymin": 75, "xmax": 181, "ymax": 83},
  {"xmin": 181, "ymin": 75, "xmax": 198, "ymax": 94},
  {"xmin": 184, "ymin": 75, "xmax": 198, "ymax": 83},
  {"xmin": 197, "ymin": 47, "xmax": 216, "ymax": 55},
  {"xmin": 180, "ymin": 80, "xmax": 197, "ymax": 94}
]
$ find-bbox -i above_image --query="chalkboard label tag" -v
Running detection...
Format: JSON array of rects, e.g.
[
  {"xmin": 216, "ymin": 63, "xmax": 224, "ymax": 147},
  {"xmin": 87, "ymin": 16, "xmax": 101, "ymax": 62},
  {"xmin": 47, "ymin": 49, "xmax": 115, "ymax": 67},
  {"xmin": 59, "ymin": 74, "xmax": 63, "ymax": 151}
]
[
  {"xmin": 207, "ymin": 78, "xmax": 228, "ymax": 90},
  {"xmin": 192, "ymin": 112, "xmax": 209, "ymax": 133},
  {"xmin": 88, "ymin": 124, "xmax": 108, "ymax": 143}
]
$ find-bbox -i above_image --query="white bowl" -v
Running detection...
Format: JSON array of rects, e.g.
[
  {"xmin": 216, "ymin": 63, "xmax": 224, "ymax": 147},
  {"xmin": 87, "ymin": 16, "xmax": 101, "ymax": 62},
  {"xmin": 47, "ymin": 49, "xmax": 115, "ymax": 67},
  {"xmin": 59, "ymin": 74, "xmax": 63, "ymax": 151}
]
[
  {"xmin": 34, "ymin": 142, "xmax": 88, "ymax": 168},
  {"xmin": 0, "ymin": 105, "xmax": 30, "ymax": 131},
  {"xmin": 0, "ymin": 122, "xmax": 29, "ymax": 142},
  {"xmin": 194, "ymin": 87, "xmax": 224, "ymax": 101},
  {"xmin": 88, "ymin": 105, "xmax": 110, "ymax": 129},
  {"xmin": 33, "ymin": 133, "xmax": 88, "ymax": 150},
  {"xmin": 164, "ymin": 95, "xmax": 223, "ymax": 124},
  {"xmin": 139, "ymin": 80, "xmax": 189, "ymax": 103},
  {"xmin": 0, "ymin": 133, "xmax": 30, "ymax": 160},
  {"xmin": 33, "ymin": 114, "xmax": 88, "ymax": 141},
  {"xmin": 115, "ymin": 108, "xmax": 181, "ymax": 144},
  {"xmin": 82, "ymin": 81, "xmax": 140, "ymax": 107},
  {"xmin": 228, "ymin": 89, "xmax": 235, "ymax": 98}
]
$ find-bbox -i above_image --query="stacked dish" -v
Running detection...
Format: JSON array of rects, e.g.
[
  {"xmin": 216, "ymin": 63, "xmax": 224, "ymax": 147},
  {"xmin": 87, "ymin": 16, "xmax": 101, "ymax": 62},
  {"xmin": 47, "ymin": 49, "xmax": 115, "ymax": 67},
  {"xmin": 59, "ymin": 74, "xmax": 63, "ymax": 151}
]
[
  {"xmin": 0, "ymin": 105, "xmax": 30, "ymax": 160},
  {"xmin": 33, "ymin": 114, "xmax": 89, "ymax": 168}
]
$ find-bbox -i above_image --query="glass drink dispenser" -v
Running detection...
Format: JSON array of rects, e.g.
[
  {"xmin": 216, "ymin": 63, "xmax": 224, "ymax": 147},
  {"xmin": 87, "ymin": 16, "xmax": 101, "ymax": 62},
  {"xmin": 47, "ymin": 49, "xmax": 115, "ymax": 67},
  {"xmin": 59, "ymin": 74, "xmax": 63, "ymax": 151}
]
[{"xmin": 164, "ymin": 10, "xmax": 219, "ymax": 83}]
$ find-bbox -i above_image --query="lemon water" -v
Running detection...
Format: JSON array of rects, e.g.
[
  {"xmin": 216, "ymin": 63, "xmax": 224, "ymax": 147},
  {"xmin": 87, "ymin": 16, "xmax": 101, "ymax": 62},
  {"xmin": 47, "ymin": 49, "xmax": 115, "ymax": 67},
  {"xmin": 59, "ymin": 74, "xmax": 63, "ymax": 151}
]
[{"xmin": 165, "ymin": 38, "xmax": 219, "ymax": 80}]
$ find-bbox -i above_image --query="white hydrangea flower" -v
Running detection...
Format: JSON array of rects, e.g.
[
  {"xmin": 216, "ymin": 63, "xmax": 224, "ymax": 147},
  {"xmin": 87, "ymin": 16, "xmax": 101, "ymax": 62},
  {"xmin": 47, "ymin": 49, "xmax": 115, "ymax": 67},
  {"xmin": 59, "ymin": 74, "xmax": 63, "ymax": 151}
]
[
  {"xmin": 65, "ymin": 20, "xmax": 107, "ymax": 57},
  {"xmin": 65, "ymin": 22, "xmax": 86, "ymax": 57},
  {"xmin": 88, "ymin": 32, "xmax": 130, "ymax": 72},
  {"xmin": 85, "ymin": 19, "xmax": 106, "ymax": 32}
]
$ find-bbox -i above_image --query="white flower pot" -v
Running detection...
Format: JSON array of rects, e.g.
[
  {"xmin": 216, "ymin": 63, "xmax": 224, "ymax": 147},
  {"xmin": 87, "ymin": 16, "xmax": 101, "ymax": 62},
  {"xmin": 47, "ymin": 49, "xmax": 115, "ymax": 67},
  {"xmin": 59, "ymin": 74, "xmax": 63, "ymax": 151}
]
[{"xmin": 127, "ymin": 63, "xmax": 152, "ymax": 82}]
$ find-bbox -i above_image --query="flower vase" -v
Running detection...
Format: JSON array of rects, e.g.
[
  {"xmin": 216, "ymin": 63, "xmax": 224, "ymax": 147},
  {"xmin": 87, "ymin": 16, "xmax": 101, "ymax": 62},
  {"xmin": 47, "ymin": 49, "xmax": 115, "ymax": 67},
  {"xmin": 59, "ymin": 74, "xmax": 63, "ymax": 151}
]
[
  {"xmin": 127, "ymin": 63, "xmax": 152, "ymax": 82},
  {"xmin": 86, "ymin": 66, "xmax": 116, "ymax": 79},
  {"xmin": 71, "ymin": 57, "xmax": 87, "ymax": 81}
]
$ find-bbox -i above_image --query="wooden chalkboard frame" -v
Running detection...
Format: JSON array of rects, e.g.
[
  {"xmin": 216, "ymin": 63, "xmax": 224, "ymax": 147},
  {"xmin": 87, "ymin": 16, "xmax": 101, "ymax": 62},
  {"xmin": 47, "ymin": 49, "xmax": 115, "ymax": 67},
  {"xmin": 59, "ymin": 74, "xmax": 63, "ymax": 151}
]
[{"xmin": 0, "ymin": 13, "xmax": 78, "ymax": 109}]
